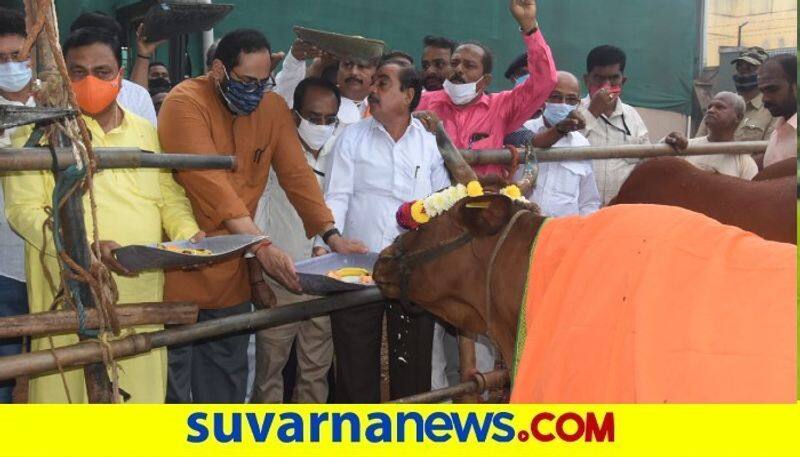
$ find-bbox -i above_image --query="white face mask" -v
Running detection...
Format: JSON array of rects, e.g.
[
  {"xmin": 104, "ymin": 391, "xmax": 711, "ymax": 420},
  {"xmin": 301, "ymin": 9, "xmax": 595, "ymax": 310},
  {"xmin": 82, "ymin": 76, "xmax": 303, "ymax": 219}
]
[
  {"xmin": 296, "ymin": 113, "xmax": 336, "ymax": 150},
  {"xmin": 443, "ymin": 77, "xmax": 483, "ymax": 105},
  {"xmin": 543, "ymin": 102, "xmax": 575, "ymax": 127},
  {"xmin": 0, "ymin": 60, "xmax": 32, "ymax": 92}
]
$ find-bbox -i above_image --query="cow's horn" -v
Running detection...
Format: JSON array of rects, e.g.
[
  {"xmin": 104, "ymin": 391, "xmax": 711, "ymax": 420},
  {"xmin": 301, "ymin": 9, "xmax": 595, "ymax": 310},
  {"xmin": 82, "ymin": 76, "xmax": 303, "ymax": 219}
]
[{"xmin": 433, "ymin": 121, "xmax": 479, "ymax": 185}]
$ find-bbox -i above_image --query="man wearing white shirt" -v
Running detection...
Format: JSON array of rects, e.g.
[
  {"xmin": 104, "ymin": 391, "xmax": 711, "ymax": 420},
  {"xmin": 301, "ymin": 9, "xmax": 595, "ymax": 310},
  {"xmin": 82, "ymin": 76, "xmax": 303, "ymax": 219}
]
[
  {"xmin": 274, "ymin": 39, "xmax": 376, "ymax": 125},
  {"xmin": 578, "ymin": 45, "xmax": 650, "ymax": 205},
  {"xmin": 520, "ymin": 71, "xmax": 600, "ymax": 216},
  {"xmin": 251, "ymin": 77, "xmax": 341, "ymax": 404},
  {"xmin": 319, "ymin": 59, "xmax": 450, "ymax": 402}
]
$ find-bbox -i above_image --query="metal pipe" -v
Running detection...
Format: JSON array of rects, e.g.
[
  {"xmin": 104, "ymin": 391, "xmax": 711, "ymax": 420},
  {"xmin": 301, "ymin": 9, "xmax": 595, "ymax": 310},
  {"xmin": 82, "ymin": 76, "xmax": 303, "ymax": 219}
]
[
  {"xmin": 460, "ymin": 141, "xmax": 769, "ymax": 165},
  {"xmin": 390, "ymin": 370, "xmax": 509, "ymax": 404},
  {"xmin": 0, "ymin": 288, "xmax": 384, "ymax": 381},
  {"xmin": 0, "ymin": 149, "xmax": 236, "ymax": 171}
]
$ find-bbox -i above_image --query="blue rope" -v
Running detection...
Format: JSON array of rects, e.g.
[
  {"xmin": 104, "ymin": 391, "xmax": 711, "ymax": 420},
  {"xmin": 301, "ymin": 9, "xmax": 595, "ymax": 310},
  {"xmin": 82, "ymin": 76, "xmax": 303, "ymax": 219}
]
[{"xmin": 43, "ymin": 138, "xmax": 96, "ymax": 338}]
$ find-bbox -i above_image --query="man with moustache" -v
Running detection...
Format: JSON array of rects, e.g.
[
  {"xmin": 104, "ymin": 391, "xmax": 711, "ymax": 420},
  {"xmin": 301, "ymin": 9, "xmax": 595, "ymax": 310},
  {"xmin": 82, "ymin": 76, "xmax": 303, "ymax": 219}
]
[
  {"xmin": 318, "ymin": 58, "xmax": 450, "ymax": 402},
  {"xmin": 420, "ymin": 35, "xmax": 457, "ymax": 92},
  {"xmin": 417, "ymin": 0, "xmax": 557, "ymax": 178},
  {"xmin": 758, "ymin": 54, "xmax": 797, "ymax": 167}
]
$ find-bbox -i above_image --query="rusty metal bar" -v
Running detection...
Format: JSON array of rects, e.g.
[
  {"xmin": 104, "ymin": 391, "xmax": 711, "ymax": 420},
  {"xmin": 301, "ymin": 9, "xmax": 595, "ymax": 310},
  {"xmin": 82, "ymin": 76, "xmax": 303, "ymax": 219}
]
[
  {"xmin": 460, "ymin": 140, "xmax": 769, "ymax": 165},
  {"xmin": 390, "ymin": 369, "xmax": 509, "ymax": 404},
  {"xmin": 0, "ymin": 149, "xmax": 235, "ymax": 171},
  {"xmin": 0, "ymin": 302, "xmax": 198, "ymax": 339},
  {"xmin": 0, "ymin": 288, "xmax": 384, "ymax": 381}
]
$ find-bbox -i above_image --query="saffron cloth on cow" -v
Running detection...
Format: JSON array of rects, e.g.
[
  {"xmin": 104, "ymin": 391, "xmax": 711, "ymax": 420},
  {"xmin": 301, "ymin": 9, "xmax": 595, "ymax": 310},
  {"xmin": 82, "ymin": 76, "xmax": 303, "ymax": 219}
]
[{"xmin": 511, "ymin": 204, "xmax": 796, "ymax": 403}]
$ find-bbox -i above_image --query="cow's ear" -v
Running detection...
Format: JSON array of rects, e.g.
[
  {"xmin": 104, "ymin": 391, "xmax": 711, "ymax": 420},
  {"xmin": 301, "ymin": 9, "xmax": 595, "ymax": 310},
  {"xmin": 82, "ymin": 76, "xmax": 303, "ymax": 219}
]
[{"xmin": 455, "ymin": 194, "xmax": 513, "ymax": 237}]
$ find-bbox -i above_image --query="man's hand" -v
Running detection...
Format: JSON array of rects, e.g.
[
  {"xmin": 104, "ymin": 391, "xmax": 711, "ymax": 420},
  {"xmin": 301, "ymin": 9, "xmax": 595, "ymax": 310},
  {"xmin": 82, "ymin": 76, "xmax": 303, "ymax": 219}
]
[
  {"xmin": 98, "ymin": 240, "xmax": 137, "ymax": 277},
  {"xmin": 413, "ymin": 110, "xmax": 442, "ymax": 134},
  {"xmin": 189, "ymin": 231, "xmax": 206, "ymax": 244},
  {"xmin": 509, "ymin": 0, "xmax": 538, "ymax": 34},
  {"xmin": 312, "ymin": 246, "xmax": 329, "ymax": 257},
  {"xmin": 256, "ymin": 244, "xmax": 301, "ymax": 293},
  {"xmin": 291, "ymin": 39, "xmax": 323, "ymax": 61},
  {"xmin": 587, "ymin": 87, "xmax": 618, "ymax": 118},
  {"xmin": 136, "ymin": 23, "xmax": 166, "ymax": 58},
  {"xmin": 247, "ymin": 258, "xmax": 277, "ymax": 308},
  {"xmin": 663, "ymin": 131, "xmax": 688, "ymax": 151},
  {"xmin": 327, "ymin": 234, "xmax": 368, "ymax": 255},
  {"xmin": 555, "ymin": 110, "xmax": 586, "ymax": 134},
  {"xmin": 270, "ymin": 52, "xmax": 286, "ymax": 71}
]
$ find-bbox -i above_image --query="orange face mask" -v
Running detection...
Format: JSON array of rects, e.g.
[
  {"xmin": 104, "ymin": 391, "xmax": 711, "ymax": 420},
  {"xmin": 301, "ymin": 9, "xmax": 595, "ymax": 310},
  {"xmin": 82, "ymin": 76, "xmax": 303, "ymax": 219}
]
[{"xmin": 71, "ymin": 73, "xmax": 122, "ymax": 115}]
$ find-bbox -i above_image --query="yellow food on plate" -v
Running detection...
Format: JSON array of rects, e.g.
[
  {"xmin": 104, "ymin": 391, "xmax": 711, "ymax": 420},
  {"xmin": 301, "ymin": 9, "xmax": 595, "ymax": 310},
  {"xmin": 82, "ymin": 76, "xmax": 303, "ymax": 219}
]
[
  {"xmin": 157, "ymin": 244, "xmax": 213, "ymax": 256},
  {"xmin": 327, "ymin": 267, "xmax": 375, "ymax": 285}
]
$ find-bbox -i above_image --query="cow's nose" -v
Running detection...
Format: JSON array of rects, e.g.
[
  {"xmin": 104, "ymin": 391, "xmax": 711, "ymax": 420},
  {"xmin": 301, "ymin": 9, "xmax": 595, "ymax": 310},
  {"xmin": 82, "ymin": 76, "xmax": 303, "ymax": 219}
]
[{"xmin": 373, "ymin": 253, "xmax": 400, "ymax": 297}]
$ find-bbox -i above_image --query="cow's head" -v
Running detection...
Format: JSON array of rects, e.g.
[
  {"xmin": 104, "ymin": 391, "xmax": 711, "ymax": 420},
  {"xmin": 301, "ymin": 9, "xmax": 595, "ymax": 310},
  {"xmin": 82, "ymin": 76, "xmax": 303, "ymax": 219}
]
[{"xmin": 374, "ymin": 177, "xmax": 541, "ymax": 351}]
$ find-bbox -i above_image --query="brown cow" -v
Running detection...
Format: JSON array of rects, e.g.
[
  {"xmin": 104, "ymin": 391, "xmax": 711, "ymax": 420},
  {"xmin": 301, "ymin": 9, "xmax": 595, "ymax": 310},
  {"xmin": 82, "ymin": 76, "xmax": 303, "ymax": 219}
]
[
  {"xmin": 374, "ymin": 186, "xmax": 796, "ymax": 403},
  {"xmin": 752, "ymin": 157, "xmax": 797, "ymax": 181},
  {"xmin": 610, "ymin": 156, "xmax": 796, "ymax": 244}
]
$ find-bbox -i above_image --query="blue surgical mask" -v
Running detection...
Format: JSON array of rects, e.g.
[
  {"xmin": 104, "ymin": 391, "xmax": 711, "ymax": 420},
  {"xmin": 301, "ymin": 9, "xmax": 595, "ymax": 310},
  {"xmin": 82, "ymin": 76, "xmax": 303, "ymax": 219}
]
[
  {"xmin": 514, "ymin": 74, "xmax": 530, "ymax": 87},
  {"xmin": 219, "ymin": 68, "xmax": 271, "ymax": 115},
  {"xmin": 543, "ymin": 102, "xmax": 574, "ymax": 127},
  {"xmin": 0, "ymin": 60, "xmax": 32, "ymax": 92}
]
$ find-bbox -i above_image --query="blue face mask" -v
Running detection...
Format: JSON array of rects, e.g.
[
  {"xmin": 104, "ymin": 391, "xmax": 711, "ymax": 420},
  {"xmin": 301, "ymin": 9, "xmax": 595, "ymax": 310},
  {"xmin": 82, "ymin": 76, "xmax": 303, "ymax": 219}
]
[
  {"xmin": 543, "ymin": 102, "xmax": 574, "ymax": 127},
  {"xmin": 514, "ymin": 74, "xmax": 530, "ymax": 87},
  {"xmin": 219, "ymin": 68, "xmax": 272, "ymax": 115},
  {"xmin": 0, "ymin": 60, "xmax": 32, "ymax": 92}
]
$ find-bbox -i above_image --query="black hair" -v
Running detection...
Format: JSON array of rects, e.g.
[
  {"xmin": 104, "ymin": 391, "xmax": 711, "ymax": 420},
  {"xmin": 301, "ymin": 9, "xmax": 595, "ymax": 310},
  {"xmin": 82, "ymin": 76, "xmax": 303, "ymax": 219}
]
[
  {"xmin": 62, "ymin": 27, "xmax": 122, "ymax": 67},
  {"xmin": 149, "ymin": 61, "xmax": 168, "ymax": 70},
  {"xmin": 378, "ymin": 59, "xmax": 423, "ymax": 112},
  {"xmin": 213, "ymin": 29, "xmax": 271, "ymax": 71},
  {"xmin": 423, "ymin": 35, "xmax": 457, "ymax": 54},
  {"xmin": 459, "ymin": 41, "xmax": 493, "ymax": 75},
  {"xmin": 504, "ymin": 53, "xmax": 527, "ymax": 79},
  {"xmin": 293, "ymin": 76, "xmax": 341, "ymax": 111},
  {"xmin": 384, "ymin": 50, "xmax": 414, "ymax": 65},
  {"xmin": 0, "ymin": 7, "xmax": 26, "ymax": 37},
  {"xmin": 69, "ymin": 11, "xmax": 123, "ymax": 41},
  {"xmin": 765, "ymin": 54, "xmax": 797, "ymax": 85},
  {"xmin": 586, "ymin": 45, "xmax": 627, "ymax": 74}
]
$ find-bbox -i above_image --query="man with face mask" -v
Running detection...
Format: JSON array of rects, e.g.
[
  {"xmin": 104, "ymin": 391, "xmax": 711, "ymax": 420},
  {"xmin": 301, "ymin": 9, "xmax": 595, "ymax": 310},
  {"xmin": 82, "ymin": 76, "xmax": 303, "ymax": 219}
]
[
  {"xmin": 759, "ymin": 54, "xmax": 797, "ymax": 168},
  {"xmin": 3, "ymin": 27, "xmax": 204, "ymax": 403},
  {"xmin": 0, "ymin": 6, "xmax": 32, "ymax": 404},
  {"xmin": 516, "ymin": 71, "xmax": 600, "ymax": 217},
  {"xmin": 417, "ymin": 0, "xmax": 557, "ymax": 177},
  {"xmin": 695, "ymin": 47, "xmax": 776, "ymax": 144},
  {"xmin": 274, "ymin": 38, "xmax": 377, "ymax": 126},
  {"xmin": 158, "ymin": 29, "xmax": 366, "ymax": 404},
  {"xmin": 250, "ymin": 77, "xmax": 341, "ymax": 404},
  {"xmin": 578, "ymin": 44, "xmax": 650, "ymax": 205}
]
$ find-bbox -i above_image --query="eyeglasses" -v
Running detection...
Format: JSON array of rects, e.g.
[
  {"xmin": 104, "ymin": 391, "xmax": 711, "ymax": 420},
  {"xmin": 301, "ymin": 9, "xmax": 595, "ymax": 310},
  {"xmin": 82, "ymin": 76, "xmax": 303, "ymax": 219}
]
[
  {"xmin": 226, "ymin": 68, "xmax": 276, "ymax": 93},
  {"xmin": 547, "ymin": 93, "xmax": 581, "ymax": 106}
]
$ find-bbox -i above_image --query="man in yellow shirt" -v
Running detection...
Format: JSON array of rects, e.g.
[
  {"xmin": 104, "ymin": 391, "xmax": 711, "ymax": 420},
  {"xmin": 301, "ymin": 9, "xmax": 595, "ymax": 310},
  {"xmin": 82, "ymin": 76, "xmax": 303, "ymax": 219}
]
[{"xmin": 2, "ymin": 27, "xmax": 202, "ymax": 403}]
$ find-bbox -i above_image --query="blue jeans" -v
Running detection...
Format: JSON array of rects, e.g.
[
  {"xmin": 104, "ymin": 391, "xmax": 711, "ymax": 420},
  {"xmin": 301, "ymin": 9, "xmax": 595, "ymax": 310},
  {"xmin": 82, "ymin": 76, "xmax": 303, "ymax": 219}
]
[{"xmin": 0, "ymin": 275, "xmax": 28, "ymax": 403}]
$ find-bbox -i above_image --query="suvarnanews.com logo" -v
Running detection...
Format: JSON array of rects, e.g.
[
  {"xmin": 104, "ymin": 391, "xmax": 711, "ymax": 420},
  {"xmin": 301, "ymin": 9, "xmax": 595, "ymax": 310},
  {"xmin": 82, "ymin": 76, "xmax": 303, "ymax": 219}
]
[{"xmin": 186, "ymin": 410, "xmax": 615, "ymax": 444}]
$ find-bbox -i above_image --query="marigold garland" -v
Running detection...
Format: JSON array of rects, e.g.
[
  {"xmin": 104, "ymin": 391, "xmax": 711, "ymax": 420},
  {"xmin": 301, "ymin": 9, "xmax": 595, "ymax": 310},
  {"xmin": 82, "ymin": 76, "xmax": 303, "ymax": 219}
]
[{"xmin": 396, "ymin": 181, "xmax": 528, "ymax": 230}]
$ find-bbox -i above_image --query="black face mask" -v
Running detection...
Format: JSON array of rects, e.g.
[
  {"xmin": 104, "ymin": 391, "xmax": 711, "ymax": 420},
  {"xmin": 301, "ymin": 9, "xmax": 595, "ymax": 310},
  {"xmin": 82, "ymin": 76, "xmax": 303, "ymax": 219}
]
[
  {"xmin": 148, "ymin": 77, "xmax": 172, "ymax": 95},
  {"xmin": 733, "ymin": 74, "xmax": 758, "ymax": 93}
]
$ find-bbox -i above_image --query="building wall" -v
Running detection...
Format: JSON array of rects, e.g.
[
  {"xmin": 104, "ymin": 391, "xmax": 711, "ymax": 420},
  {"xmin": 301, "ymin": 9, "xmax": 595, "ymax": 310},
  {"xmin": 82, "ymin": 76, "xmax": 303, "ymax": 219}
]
[{"xmin": 706, "ymin": 0, "xmax": 797, "ymax": 66}]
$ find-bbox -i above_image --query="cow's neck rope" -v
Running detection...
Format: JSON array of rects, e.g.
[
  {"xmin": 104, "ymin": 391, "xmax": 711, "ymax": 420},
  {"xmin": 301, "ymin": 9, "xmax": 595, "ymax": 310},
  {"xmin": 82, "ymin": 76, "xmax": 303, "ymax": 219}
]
[{"xmin": 484, "ymin": 209, "xmax": 531, "ymax": 344}]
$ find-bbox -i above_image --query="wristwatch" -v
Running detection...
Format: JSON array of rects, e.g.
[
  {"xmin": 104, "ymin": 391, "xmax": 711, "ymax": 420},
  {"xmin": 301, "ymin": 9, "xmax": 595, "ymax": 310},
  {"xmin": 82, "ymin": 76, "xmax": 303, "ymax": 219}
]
[
  {"xmin": 322, "ymin": 228, "xmax": 341, "ymax": 245},
  {"xmin": 519, "ymin": 20, "xmax": 539, "ymax": 35}
]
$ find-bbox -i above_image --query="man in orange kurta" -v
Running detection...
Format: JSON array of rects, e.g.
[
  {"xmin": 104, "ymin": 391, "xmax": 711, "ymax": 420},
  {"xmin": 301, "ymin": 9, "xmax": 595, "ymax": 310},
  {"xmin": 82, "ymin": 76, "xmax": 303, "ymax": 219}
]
[
  {"xmin": 158, "ymin": 29, "xmax": 364, "ymax": 403},
  {"xmin": 511, "ymin": 204, "xmax": 796, "ymax": 403}
]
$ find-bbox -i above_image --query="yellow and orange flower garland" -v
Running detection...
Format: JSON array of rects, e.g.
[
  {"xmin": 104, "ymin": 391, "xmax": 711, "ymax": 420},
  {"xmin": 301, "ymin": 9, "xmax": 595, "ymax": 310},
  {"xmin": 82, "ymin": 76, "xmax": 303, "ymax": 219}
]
[{"xmin": 396, "ymin": 181, "xmax": 527, "ymax": 230}]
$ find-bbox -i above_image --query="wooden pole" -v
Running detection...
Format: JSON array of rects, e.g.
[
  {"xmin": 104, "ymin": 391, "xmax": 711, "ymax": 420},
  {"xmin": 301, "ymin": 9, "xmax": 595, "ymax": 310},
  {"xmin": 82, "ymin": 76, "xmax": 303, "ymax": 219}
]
[
  {"xmin": 390, "ymin": 369, "xmax": 509, "ymax": 404},
  {"xmin": 460, "ymin": 140, "xmax": 769, "ymax": 165},
  {"xmin": 455, "ymin": 332, "xmax": 479, "ymax": 403},
  {"xmin": 0, "ymin": 302, "xmax": 199, "ymax": 339},
  {"xmin": 0, "ymin": 288, "xmax": 385, "ymax": 382}
]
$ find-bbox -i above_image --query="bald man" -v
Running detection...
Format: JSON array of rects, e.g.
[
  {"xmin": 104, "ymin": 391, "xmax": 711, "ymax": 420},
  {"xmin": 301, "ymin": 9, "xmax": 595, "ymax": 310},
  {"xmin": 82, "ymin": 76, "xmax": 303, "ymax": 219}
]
[
  {"xmin": 682, "ymin": 92, "xmax": 758, "ymax": 179},
  {"xmin": 515, "ymin": 71, "xmax": 601, "ymax": 217}
]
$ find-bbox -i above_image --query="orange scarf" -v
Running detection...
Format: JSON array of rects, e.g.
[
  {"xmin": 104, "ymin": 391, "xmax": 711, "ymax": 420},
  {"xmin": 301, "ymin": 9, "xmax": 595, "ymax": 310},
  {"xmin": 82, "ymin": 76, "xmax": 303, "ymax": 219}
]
[{"xmin": 511, "ymin": 204, "xmax": 796, "ymax": 403}]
